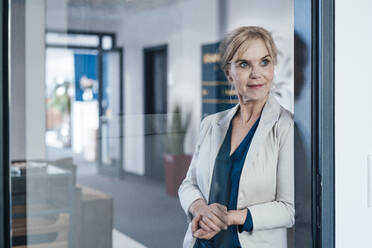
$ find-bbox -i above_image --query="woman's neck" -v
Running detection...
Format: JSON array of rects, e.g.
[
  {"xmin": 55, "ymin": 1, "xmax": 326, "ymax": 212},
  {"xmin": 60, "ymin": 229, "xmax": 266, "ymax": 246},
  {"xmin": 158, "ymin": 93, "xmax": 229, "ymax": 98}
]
[{"xmin": 237, "ymin": 94, "xmax": 268, "ymax": 123}]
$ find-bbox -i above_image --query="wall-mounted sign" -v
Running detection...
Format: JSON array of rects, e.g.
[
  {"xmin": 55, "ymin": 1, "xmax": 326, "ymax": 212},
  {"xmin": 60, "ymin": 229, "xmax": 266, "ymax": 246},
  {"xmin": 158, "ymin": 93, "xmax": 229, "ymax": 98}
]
[{"xmin": 202, "ymin": 42, "xmax": 237, "ymax": 118}]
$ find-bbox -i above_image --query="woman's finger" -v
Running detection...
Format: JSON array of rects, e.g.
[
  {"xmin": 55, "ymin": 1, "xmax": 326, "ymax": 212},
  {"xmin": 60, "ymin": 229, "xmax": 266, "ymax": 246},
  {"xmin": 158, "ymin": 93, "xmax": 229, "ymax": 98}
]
[
  {"xmin": 193, "ymin": 226, "xmax": 206, "ymax": 238},
  {"xmin": 206, "ymin": 210, "xmax": 228, "ymax": 230},
  {"xmin": 199, "ymin": 219, "xmax": 212, "ymax": 232},
  {"xmin": 212, "ymin": 203, "xmax": 228, "ymax": 213},
  {"xmin": 193, "ymin": 228, "xmax": 208, "ymax": 238},
  {"xmin": 192, "ymin": 214, "xmax": 202, "ymax": 233},
  {"xmin": 202, "ymin": 216, "xmax": 221, "ymax": 232},
  {"xmin": 210, "ymin": 207, "xmax": 229, "ymax": 227}
]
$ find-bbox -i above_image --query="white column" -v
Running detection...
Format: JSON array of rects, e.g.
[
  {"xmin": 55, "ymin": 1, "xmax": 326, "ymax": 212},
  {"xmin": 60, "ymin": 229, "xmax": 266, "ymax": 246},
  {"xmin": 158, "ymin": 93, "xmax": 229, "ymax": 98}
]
[
  {"xmin": 46, "ymin": 0, "xmax": 68, "ymax": 30},
  {"xmin": 25, "ymin": 0, "xmax": 46, "ymax": 159}
]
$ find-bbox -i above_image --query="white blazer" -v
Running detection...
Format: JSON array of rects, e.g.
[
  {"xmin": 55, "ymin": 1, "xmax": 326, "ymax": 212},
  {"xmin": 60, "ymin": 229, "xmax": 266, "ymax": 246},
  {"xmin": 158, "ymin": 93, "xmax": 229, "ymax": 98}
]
[{"xmin": 178, "ymin": 93, "xmax": 294, "ymax": 248}]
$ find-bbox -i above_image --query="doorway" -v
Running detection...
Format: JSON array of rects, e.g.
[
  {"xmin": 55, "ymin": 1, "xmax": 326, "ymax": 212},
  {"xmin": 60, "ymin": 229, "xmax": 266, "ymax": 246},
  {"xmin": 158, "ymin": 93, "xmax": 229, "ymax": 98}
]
[
  {"xmin": 45, "ymin": 31, "xmax": 124, "ymax": 178},
  {"xmin": 143, "ymin": 45, "xmax": 168, "ymax": 180}
]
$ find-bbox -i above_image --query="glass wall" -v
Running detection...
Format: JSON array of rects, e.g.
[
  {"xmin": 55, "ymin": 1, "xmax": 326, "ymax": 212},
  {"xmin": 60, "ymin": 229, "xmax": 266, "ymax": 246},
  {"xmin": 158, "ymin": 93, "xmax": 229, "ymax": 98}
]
[{"xmin": 9, "ymin": 0, "xmax": 294, "ymax": 247}]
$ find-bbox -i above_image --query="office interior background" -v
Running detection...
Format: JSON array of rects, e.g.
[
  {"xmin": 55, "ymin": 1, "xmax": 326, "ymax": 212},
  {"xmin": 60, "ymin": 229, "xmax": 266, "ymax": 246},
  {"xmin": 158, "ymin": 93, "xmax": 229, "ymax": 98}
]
[{"xmin": 0, "ymin": 0, "xmax": 371, "ymax": 247}]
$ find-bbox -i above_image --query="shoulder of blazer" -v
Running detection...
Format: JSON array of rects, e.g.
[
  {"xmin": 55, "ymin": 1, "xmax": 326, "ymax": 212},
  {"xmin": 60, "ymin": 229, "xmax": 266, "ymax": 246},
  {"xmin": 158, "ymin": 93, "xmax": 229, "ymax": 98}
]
[
  {"xmin": 200, "ymin": 106, "xmax": 237, "ymax": 128},
  {"xmin": 197, "ymin": 106, "xmax": 237, "ymax": 144},
  {"xmin": 197, "ymin": 114, "xmax": 213, "ymax": 144},
  {"xmin": 277, "ymin": 106, "xmax": 294, "ymax": 127},
  {"xmin": 277, "ymin": 106, "xmax": 293, "ymax": 124},
  {"xmin": 275, "ymin": 105, "xmax": 294, "ymax": 143}
]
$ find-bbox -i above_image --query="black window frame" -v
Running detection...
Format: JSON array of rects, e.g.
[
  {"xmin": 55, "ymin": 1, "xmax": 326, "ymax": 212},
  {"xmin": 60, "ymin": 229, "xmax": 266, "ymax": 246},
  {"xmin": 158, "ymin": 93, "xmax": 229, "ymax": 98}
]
[{"xmin": 1, "ymin": 0, "xmax": 10, "ymax": 246}]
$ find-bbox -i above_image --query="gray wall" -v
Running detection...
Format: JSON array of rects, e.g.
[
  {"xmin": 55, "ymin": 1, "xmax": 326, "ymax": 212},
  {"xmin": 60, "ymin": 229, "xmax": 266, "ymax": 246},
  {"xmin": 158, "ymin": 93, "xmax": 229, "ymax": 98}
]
[{"xmin": 10, "ymin": 0, "xmax": 26, "ymax": 160}]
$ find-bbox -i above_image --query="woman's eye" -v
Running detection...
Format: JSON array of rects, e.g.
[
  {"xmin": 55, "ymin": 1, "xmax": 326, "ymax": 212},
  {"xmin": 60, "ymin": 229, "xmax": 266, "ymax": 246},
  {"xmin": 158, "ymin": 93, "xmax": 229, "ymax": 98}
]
[
  {"xmin": 261, "ymin": 59, "xmax": 270, "ymax": 66},
  {"xmin": 239, "ymin": 62, "xmax": 248, "ymax": 68}
]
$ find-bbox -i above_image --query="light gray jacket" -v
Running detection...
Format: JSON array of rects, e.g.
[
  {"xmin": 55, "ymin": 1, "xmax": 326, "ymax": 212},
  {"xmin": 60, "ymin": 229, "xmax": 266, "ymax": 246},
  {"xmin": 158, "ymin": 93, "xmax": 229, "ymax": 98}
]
[{"xmin": 178, "ymin": 93, "xmax": 294, "ymax": 248}]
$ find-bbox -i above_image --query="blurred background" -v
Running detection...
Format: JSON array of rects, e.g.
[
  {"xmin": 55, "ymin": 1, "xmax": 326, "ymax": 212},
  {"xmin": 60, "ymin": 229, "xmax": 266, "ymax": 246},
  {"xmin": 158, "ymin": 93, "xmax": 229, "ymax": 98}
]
[{"xmin": 9, "ymin": 0, "xmax": 293, "ymax": 247}]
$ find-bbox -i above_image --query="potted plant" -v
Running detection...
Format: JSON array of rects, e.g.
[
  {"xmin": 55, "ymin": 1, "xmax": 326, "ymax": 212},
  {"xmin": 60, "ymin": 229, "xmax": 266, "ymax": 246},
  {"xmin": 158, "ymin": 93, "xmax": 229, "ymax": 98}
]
[{"xmin": 163, "ymin": 105, "xmax": 192, "ymax": 196}]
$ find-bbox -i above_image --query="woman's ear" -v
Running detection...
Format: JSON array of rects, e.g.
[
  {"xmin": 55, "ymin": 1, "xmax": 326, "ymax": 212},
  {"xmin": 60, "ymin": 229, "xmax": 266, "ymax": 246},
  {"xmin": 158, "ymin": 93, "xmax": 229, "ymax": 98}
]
[{"xmin": 224, "ymin": 68, "xmax": 234, "ymax": 83}]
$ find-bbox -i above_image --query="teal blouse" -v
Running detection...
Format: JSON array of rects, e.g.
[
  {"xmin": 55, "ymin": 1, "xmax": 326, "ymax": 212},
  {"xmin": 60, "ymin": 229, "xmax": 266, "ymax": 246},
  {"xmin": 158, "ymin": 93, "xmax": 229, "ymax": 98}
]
[{"xmin": 194, "ymin": 115, "xmax": 260, "ymax": 248}]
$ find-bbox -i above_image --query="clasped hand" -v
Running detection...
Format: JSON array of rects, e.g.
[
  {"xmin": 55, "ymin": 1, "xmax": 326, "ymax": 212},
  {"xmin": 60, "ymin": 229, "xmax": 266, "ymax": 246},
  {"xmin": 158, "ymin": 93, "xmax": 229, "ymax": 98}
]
[{"xmin": 190, "ymin": 199, "xmax": 232, "ymax": 240}]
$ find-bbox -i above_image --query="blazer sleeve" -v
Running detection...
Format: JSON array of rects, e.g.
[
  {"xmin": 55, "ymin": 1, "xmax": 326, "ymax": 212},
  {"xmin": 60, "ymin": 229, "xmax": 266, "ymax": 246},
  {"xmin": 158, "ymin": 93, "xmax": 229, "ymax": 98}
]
[
  {"xmin": 178, "ymin": 116, "xmax": 211, "ymax": 223},
  {"xmin": 248, "ymin": 117, "xmax": 295, "ymax": 231}
]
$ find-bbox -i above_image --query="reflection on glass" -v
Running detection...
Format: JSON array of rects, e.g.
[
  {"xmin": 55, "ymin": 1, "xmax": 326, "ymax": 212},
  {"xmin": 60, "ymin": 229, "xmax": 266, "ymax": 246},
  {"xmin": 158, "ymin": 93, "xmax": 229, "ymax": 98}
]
[{"xmin": 10, "ymin": 0, "xmax": 293, "ymax": 247}]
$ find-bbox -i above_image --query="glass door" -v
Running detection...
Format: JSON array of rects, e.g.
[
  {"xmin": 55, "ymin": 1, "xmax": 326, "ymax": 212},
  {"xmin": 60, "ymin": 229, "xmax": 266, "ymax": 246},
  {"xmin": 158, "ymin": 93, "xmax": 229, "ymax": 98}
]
[
  {"xmin": 4, "ymin": 0, "xmax": 315, "ymax": 247},
  {"xmin": 98, "ymin": 49, "xmax": 124, "ymax": 178}
]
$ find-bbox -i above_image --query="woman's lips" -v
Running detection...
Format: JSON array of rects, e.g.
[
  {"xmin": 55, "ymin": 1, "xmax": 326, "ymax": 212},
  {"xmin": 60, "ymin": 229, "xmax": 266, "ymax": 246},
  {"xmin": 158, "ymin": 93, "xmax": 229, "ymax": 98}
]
[{"xmin": 247, "ymin": 84, "xmax": 264, "ymax": 88}]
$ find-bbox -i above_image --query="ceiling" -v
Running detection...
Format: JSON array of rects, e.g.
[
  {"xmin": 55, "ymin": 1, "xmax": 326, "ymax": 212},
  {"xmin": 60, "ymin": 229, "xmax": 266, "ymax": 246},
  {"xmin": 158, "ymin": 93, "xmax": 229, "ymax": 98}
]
[{"xmin": 67, "ymin": 0, "xmax": 182, "ymax": 11}]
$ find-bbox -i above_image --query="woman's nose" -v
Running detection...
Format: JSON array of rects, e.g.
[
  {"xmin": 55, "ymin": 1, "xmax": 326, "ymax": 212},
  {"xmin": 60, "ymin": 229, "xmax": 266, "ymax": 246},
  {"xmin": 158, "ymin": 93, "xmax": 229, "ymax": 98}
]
[{"xmin": 249, "ymin": 66, "xmax": 260, "ymax": 79}]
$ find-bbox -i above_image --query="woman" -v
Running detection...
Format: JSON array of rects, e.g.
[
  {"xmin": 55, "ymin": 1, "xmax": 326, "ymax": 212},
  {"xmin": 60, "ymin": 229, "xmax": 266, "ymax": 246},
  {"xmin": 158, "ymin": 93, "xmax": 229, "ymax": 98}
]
[{"xmin": 178, "ymin": 26, "xmax": 294, "ymax": 248}]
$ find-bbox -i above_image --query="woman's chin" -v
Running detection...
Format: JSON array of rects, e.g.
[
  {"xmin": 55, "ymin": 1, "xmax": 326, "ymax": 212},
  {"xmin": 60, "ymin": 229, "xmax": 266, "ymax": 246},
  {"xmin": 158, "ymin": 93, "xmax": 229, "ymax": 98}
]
[{"xmin": 240, "ymin": 93, "xmax": 267, "ymax": 103}]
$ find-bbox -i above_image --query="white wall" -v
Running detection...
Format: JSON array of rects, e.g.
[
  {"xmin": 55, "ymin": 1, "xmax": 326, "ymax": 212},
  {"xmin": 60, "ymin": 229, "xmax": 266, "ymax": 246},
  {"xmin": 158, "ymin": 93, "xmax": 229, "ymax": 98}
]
[
  {"xmin": 335, "ymin": 0, "xmax": 372, "ymax": 247},
  {"xmin": 25, "ymin": 0, "xmax": 46, "ymax": 160},
  {"xmin": 226, "ymin": 0, "xmax": 294, "ymax": 112},
  {"xmin": 119, "ymin": 0, "xmax": 219, "ymax": 174},
  {"xmin": 119, "ymin": 0, "xmax": 293, "ymax": 175},
  {"xmin": 46, "ymin": 0, "xmax": 67, "ymax": 30}
]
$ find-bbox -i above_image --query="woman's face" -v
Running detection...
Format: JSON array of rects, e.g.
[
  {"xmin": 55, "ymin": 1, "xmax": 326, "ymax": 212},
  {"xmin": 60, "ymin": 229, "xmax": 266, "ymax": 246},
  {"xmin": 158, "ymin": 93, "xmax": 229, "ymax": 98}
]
[{"xmin": 226, "ymin": 38, "xmax": 274, "ymax": 103}]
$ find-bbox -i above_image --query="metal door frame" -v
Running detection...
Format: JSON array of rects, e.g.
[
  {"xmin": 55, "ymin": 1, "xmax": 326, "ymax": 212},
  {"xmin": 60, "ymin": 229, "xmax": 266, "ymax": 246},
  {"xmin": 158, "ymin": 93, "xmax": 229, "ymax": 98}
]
[
  {"xmin": 97, "ymin": 47, "xmax": 125, "ymax": 178},
  {"xmin": 294, "ymin": 0, "xmax": 335, "ymax": 247},
  {"xmin": 1, "ymin": 0, "xmax": 10, "ymax": 246}
]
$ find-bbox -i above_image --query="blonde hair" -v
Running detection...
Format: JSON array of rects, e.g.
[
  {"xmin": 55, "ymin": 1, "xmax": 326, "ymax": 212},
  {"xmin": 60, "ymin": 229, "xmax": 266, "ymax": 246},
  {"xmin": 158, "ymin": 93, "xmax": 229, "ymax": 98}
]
[{"xmin": 219, "ymin": 26, "xmax": 278, "ymax": 71}]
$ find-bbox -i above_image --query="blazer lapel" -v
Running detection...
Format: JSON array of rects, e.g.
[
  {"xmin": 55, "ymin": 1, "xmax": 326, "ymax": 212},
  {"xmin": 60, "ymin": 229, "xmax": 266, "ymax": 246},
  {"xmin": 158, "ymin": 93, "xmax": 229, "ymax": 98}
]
[
  {"xmin": 207, "ymin": 104, "xmax": 239, "ymax": 195},
  {"xmin": 238, "ymin": 93, "xmax": 281, "ymax": 206}
]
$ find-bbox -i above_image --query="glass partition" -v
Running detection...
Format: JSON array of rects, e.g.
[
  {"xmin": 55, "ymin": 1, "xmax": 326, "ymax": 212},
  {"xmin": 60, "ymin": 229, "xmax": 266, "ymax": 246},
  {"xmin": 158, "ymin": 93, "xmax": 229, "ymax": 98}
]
[{"xmin": 9, "ymin": 0, "xmax": 294, "ymax": 247}]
